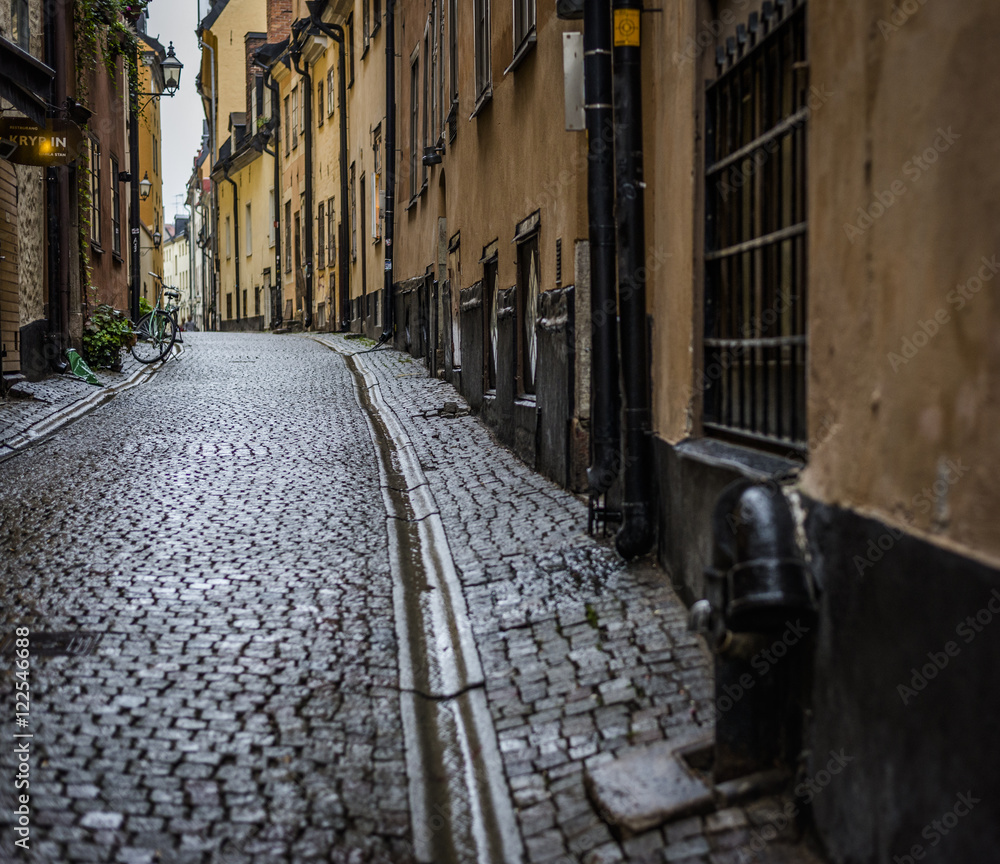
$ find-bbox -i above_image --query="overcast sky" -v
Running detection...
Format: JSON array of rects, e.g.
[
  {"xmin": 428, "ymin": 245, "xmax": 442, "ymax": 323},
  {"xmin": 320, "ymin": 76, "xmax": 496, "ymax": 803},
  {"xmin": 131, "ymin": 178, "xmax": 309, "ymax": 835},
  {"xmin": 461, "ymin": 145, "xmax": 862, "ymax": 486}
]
[{"xmin": 148, "ymin": 0, "xmax": 206, "ymax": 228}]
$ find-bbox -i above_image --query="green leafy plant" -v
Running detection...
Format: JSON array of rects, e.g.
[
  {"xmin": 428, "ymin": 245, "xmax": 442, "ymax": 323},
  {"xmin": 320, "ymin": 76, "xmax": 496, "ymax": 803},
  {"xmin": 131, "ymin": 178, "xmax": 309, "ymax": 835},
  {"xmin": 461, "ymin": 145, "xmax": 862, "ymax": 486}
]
[
  {"xmin": 139, "ymin": 295, "xmax": 153, "ymax": 317},
  {"xmin": 83, "ymin": 304, "xmax": 136, "ymax": 369}
]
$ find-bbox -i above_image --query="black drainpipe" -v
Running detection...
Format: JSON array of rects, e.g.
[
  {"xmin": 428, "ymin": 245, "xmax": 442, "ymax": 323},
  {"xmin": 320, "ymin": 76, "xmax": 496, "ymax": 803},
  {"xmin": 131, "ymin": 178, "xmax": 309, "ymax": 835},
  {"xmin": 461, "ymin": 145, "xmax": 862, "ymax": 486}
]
[
  {"xmin": 290, "ymin": 39, "xmax": 314, "ymax": 330},
  {"xmin": 380, "ymin": 0, "xmax": 396, "ymax": 342},
  {"xmin": 260, "ymin": 61, "xmax": 283, "ymax": 328},
  {"xmin": 612, "ymin": 0, "xmax": 654, "ymax": 558},
  {"xmin": 223, "ymin": 171, "xmax": 240, "ymax": 322},
  {"xmin": 584, "ymin": 0, "xmax": 620, "ymax": 497},
  {"xmin": 306, "ymin": 1, "xmax": 351, "ymax": 331}
]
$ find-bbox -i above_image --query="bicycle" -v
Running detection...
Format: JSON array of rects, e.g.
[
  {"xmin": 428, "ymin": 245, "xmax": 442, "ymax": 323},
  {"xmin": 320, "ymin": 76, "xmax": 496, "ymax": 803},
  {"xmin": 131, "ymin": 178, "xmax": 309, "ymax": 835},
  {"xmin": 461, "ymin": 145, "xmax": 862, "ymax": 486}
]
[{"xmin": 130, "ymin": 275, "xmax": 179, "ymax": 364}]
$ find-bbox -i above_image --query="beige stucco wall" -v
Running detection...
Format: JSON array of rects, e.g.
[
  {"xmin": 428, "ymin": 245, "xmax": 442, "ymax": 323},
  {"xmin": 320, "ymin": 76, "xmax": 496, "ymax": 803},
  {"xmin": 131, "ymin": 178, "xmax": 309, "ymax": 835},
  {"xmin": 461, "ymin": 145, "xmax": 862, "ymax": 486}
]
[
  {"xmin": 645, "ymin": 0, "xmax": 699, "ymax": 444},
  {"xmin": 646, "ymin": 0, "xmax": 1000, "ymax": 565},
  {"xmin": 394, "ymin": 0, "xmax": 588, "ymax": 312},
  {"xmin": 802, "ymin": 0, "xmax": 1000, "ymax": 564}
]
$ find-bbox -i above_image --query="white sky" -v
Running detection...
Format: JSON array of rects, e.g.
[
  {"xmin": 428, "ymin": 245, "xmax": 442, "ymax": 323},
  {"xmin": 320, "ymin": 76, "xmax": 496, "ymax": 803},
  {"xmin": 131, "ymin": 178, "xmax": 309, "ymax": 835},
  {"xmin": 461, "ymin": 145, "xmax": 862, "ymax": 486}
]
[{"xmin": 147, "ymin": 0, "xmax": 206, "ymax": 229}]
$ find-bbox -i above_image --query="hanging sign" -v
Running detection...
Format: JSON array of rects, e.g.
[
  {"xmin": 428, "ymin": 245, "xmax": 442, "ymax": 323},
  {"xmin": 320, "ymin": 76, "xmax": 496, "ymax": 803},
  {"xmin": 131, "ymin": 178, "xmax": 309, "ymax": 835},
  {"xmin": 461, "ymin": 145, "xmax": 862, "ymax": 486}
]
[{"xmin": 0, "ymin": 118, "xmax": 85, "ymax": 167}]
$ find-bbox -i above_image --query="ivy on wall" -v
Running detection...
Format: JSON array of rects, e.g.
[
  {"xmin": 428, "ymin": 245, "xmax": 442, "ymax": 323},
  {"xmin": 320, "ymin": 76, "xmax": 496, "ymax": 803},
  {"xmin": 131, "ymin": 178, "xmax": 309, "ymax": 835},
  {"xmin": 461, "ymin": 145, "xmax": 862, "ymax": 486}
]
[{"xmin": 73, "ymin": 0, "xmax": 150, "ymax": 298}]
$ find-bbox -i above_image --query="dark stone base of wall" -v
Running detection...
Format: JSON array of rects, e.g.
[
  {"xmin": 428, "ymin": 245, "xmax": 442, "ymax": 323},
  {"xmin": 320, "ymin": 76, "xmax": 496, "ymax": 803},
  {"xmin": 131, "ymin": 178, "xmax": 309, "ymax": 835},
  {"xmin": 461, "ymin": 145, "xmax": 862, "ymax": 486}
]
[
  {"xmin": 18, "ymin": 319, "xmax": 49, "ymax": 381},
  {"xmin": 219, "ymin": 317, "xmax": 264, "ymax": 333},
  {"xmin": 652, "ymin": 434, "xmax": 1000, "ymax": 864}
]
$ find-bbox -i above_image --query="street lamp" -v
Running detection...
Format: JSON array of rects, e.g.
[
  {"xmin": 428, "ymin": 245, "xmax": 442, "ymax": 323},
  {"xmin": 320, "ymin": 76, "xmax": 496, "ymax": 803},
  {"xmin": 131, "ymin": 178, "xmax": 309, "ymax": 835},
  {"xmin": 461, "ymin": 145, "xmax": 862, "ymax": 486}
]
[
  {"xmin": 153, "ymin": 230, "xmax": 161, "ymax": 250},
  {"xmin": 139, "ymin": 171, "xmax": 151, "ymax": 200},
  {"xmin": 161, "ymin": 42, "xmax": 183, "ymax": 96}
]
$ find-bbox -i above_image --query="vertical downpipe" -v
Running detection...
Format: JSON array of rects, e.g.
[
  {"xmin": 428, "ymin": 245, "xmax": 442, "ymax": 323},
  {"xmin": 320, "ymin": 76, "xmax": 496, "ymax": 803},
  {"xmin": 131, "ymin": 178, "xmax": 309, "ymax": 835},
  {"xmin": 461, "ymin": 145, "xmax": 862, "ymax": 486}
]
[
  {"xmin": 291, "ymin": 47, "xmax": 314, "ymax": 329},
  {"xmin": 381, "ymin": 0, "xmax": 396, "ymax": 341},
  {"xmin": 584, "ymin": 0, "xmax": 620, "ymax": 497},
  {"xmin": 305, "ymin": 3, "xmax": 351, "ymax": 332},
  {"xmin": 612, "ymin": 0, "xmax": 654, "ymax": 557},
  {"xmin": 263, "ymin": 66, "xmax": 283, "ymax": 327},
  {"xmin": 224, "ymin": 174, "xmax": 240, "ymax": 321}
]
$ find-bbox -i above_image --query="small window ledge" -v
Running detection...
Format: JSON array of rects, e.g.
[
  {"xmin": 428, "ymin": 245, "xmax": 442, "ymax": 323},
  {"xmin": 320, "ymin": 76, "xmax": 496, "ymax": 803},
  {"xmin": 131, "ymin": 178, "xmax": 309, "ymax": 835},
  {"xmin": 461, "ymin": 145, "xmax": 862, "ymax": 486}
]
[
  {"xmin": 469, "ymin": 86, "xmax": 493, "ymax": 120},
  {"xmin": 504, "ymin": 30, "xmax": 537, "ymax": 76}
]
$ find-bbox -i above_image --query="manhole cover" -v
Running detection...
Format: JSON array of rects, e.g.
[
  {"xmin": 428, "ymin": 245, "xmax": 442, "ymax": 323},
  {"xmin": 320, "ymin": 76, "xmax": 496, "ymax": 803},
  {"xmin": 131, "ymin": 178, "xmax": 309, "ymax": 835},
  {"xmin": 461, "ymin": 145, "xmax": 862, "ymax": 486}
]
[{"xmin": 0, "ymin": 631, "xmax": 105, "ymax": 658}]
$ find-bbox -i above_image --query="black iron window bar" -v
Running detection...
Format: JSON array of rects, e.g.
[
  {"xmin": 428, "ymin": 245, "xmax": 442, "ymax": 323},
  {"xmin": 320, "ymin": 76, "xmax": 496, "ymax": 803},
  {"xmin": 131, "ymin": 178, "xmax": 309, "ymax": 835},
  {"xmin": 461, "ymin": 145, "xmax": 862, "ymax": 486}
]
[{"xmin": 703, "ymin": 0, "xmax": 808, "ymax": 454}]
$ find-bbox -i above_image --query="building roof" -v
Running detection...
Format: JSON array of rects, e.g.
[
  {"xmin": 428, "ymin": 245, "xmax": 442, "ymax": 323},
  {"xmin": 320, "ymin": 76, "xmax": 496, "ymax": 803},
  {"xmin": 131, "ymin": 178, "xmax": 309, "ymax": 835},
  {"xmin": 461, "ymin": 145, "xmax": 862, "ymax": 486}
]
[{"xmin": 199, "ymin": 0, "xmax": 232, "ymax": 33}]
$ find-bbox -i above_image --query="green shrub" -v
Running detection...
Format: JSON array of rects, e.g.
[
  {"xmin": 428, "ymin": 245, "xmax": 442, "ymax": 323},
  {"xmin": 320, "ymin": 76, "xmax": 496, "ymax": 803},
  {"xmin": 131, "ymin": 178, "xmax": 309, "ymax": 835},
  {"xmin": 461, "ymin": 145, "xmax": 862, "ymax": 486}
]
[
  {"xmin": 82, "ymin": 304, "xmax": 135, "ymax": 369},
  {"xmin": 139, "ymin": 295, "xmax": 153, "ymax": 317}
]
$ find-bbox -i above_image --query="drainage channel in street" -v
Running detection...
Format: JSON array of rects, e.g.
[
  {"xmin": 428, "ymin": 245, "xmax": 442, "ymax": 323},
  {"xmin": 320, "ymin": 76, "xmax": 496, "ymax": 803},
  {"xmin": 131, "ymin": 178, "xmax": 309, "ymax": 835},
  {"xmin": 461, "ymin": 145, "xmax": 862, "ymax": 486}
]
[{"xmin": 315, "ymin": 336, "xmax": 523, "ymax": 864}]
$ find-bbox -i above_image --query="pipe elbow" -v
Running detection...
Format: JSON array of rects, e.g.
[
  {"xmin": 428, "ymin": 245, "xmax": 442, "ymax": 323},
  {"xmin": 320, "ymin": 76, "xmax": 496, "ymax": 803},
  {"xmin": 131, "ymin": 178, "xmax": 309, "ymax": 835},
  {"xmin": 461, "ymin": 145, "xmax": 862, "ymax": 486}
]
[{"xmin": 615, "ymin": 502, "xmax": 654, "ymax": 559}]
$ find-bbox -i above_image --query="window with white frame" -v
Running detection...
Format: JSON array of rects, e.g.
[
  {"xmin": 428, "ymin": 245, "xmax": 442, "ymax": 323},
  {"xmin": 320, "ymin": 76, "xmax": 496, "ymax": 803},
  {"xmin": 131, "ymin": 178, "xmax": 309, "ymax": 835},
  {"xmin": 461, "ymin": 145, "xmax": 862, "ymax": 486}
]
[
  {"xmin": 269, "ymin": 189, "xmax": 275, "ymax": 247},
  {"xmin": 474, "ymin": 0, "xmax": 491, "ymax": 99},
  {"xmin": 245, "ymin": 202, "xmax": 252, "ymax": 252},
  {"xmin": 513, "ymin": 0, "xmax": 535, "ymax": 54},
  {"xmin": 89, "ymin": 138, "xmax": 102, "ymax": 245}
]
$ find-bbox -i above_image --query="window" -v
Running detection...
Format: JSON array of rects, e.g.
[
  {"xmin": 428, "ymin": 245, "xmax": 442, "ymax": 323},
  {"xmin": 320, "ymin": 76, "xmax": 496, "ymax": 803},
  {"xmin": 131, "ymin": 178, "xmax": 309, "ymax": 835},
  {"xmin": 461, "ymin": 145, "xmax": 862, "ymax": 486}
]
[
  {"xmin": 291, "ymin": 87, "xmax": 299, "ymax": 148},
  {"xmin": 251, "ymin": 82, "xmax": 258, "ymax": 125},
  {"xmin": 284, "ymin": 96, "xmax": 290, "ymax": 155},
  {"xmin": 243, "ymin": 288, "xmax": 247, "ymax": 317},
  {"xmin": 255, "ymin": 76, "xmax": 266, "ymax": 123},
  {"xmin": 225, "ymin": 216, "xmax": 231, "ymax": 258},
  {"xmin": 318, "ymin": 202, "xmax": 325, "ymax": 268},
  {"xmin": 516, "ymin": 230, "xmax": 539, "ymax": 395},
  {"xmin": 152, "ymin": 136, "xmax": 157, "ymax": 174},
  {"xmin": 423, "ymin": 31, "xmax": 429, "ymax": 184},
  {"xmin": 294, "ymin": 211, "xmax": 301, "ymax": 273},
  {"xmin": 372, "ymin": 126, "xmax": 382, "ymax": 241},
  {"xmin": 317, "ymin": 80, "xmax": 324, "ymax": 126},
  {"xmin": 269, "ymin": 189, "xmax": 276, "ymax": 247},
  {"xmin": 227, "ymin": 293, "xmax": 233, "ymax": 319},
  {"xmin": 430, "ymin": 4, "xmax": 438, "ymax": 144},
  {"xmin": 347, "ymin": 14, "xmax": 355, "ymax": 87},
  {"xmin": 513, "ymin": 0, "xmax": 536, "ymax": 55},
  {"xmin": 703, "ymin": 2, "xmax": 807, "ymax": 451},
  {"xmin": 474, "ymin": 0, "xmax": 491, "ymax": 100},
  {"xmin": 373, "ymin": 0, "xmax": 381, "ymax": 34},
  {"xmin": 284, "ymin": 201, "xmax": 292, "ymax": 271},
  {"xmin": 483, "ymin": 253, "xmax": 498, "ymax": 392},
  {"xmin": 363, "ymin": 0, "xmax": 370, "ymax": 52},
  {"xmin": 245, "ymin": 202, "xmax": 252, "ymax": 252},
  {"xmin": 89, "ymin": 139, "xmax": 101, "ymax": 245},
  {"xmin": 350, "ymin": 162, "xmax": 357, "ymax": 260},
  {"xmin": 12, "ymin": 0, "xmax": 29, "ymax": 51},
  {"xmin": 449, "ymin": 0, "xmax": 458, "ymax": 105},
  {"xmin": 327, "ymin": 68, "xmax": 335, "ymax": 115},
  {"xmin": 255, "ymin": 286, "xmax": 261, "ymax": 317},
  {"xmin": 409, "ymin": 55, "xmax": 419, "ymax": 198},
  {"xmin": 327, "ymin": 196, "xmax": 336, "ymax": 262},
  {"xmin": 110, "ymin": 155, "xmax": 121, "ymax": 255}
]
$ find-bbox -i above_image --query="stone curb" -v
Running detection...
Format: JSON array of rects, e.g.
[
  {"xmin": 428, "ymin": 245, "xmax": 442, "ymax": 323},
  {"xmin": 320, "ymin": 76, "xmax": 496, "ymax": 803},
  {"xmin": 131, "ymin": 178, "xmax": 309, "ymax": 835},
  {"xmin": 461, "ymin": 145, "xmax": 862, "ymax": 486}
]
[{"xmin": 0, "ymin": 344, "xmax": 181, "ymax": 464}]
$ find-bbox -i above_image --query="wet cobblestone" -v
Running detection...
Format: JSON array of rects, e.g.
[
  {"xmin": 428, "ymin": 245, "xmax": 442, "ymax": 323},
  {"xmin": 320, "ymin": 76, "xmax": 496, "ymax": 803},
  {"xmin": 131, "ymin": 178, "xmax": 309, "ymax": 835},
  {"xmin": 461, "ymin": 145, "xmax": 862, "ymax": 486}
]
[
  {"xmin": 1, "ymin": 334, "xmax": 412, "ymax": 863},
  {"xmin": 1, "ymin": 332, "xmax": 824, "ymax": 864}
]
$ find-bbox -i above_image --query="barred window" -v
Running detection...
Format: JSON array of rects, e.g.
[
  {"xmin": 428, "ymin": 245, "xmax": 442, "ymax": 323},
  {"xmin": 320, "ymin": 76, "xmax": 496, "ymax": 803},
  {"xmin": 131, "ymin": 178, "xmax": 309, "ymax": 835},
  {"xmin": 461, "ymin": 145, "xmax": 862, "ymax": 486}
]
[{"xmin": 703, "ymin": 0, "xmax": 807, "ymax": 452}]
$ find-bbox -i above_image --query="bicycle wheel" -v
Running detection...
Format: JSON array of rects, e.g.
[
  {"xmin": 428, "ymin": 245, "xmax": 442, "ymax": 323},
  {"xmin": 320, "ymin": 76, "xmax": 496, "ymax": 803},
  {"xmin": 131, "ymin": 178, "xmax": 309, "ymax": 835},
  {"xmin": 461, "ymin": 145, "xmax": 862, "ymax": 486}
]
[{"xmin": 130, "ymin": 310, "xmax": 177, "ymax": 364}]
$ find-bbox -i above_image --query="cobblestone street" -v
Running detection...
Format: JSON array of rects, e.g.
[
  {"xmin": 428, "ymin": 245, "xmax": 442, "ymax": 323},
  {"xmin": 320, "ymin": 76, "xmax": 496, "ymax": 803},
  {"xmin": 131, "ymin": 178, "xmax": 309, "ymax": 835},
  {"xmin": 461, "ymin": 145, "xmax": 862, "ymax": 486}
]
[{"xmin": 0, "ymin": 333, "xmax": 821, "ymax": 863}]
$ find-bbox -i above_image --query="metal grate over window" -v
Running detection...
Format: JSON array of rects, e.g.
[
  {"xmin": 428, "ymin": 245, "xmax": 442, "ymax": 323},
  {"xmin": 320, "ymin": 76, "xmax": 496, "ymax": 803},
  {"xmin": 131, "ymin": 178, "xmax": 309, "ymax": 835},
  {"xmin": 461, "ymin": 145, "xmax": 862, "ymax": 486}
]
[{"xmin": 703, "ymin": 0, "xmax": 807, "ymax": 453}]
